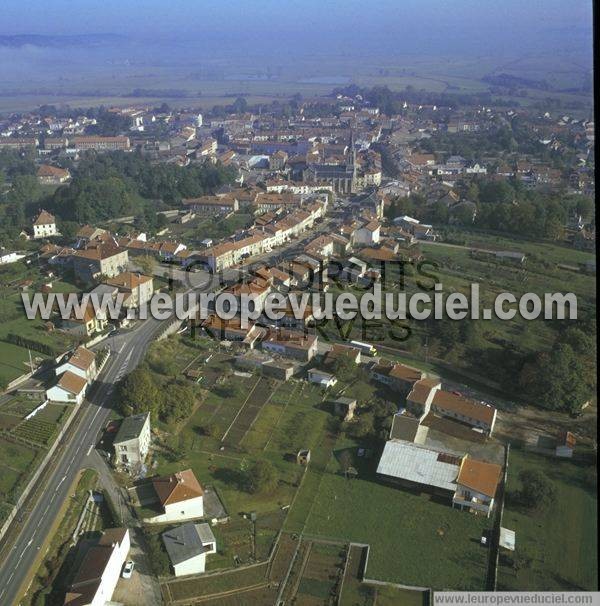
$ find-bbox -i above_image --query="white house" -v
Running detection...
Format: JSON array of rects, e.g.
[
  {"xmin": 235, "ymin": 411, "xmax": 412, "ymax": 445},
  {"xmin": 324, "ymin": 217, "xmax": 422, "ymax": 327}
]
[
  {"xmin": 162, "ymin": 522, "xmax": 216, "ymax": 577},
  {"xmin": 46, "ymin": 371, "xmax": 87, "ymax": 405},
  {"xmin": 307, "ymin": 369, "xmax": 338, "ymax": 388},
  {"xmin": 146, "ymin": 469, "xmax": 204, "ymax": 524},
  {"xmin": 32, "ymin": 209, "xmax": 58, "ymax": 239},
  {"xmin": 64, "ymin": 527, "xmax": 130, "ymax": 606},
  {"xmin": 113, "ymin": 413, "xmax": 151, "ymax": 471},
  {"xmin": 354, "ymin": 220, "xmax": 381, "ymax": 245},
  {"xmin": 55, "ymin": 346, "xmax": 97, "ymax": 385},
  {"xmin": 452, "ymin": 456, "xmax": 502, "ymax": 517},
  {"xmin": 0, "ymin": 251, "xmax": 26, "ymax": 265}
]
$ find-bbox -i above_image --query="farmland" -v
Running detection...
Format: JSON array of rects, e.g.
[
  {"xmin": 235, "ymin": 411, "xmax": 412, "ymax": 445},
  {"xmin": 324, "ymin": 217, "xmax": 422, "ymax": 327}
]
[{"xmin": 146, "ymin": 335, "xmax": 492, "ymax": 593}]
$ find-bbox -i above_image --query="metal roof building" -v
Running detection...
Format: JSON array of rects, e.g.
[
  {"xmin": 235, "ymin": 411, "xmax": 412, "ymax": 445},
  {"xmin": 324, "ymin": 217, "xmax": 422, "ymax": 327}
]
[{"xmin": 376, "ymin": 440, "xmax": 462, "ymax": 493}]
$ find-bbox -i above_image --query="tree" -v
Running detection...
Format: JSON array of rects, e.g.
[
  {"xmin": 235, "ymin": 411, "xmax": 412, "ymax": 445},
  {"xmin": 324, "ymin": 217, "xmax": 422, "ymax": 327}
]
[
  {"xmin": 136, "ymin": 255, "xmax": 157, "ymax": 276},
  {"xmin": 161, "ymin": 381, "xmax": 196, "ymax": 424},
  {"xmin": 520, "ymin": 338, "xmax": 595, "ymax": 414},
  {"xmin": 517, "ymin": 469, "xmax": 555, "ymax": 511},
  {"xmin": 247, "ymin": 460, "xmax": 278, "ymax": 494},
  {"xmin": 479, "ymin": 180, "xmax": 514, "ymax": 205},
  {"xmin": 116, "ymin": 367, "xmax": 162, "ymax": 418}
]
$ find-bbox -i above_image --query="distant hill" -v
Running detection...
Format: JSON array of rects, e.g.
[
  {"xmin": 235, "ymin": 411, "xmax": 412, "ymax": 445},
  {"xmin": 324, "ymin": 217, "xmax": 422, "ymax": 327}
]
[{"xmin": 0, "ymin": 34, "xmax": 125, "ymax": 48}]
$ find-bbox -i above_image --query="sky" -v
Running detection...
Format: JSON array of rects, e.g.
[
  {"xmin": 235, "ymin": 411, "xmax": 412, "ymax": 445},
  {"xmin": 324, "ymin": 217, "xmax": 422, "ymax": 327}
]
[{"xmin": 1, "ymin": 0, "xmax": 593, "ymax": 56}]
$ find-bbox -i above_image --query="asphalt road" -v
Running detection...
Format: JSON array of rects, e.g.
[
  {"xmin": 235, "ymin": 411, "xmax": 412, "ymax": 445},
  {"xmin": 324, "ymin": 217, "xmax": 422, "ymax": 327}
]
[{"xmin": 0, "ymin": 316, "xmax": 164, "ymax": 606}]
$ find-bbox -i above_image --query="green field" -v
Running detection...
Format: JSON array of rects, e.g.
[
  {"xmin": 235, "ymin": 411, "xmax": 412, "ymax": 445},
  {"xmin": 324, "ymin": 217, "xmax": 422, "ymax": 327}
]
[
  {"xmin": 497, "ymin": 447, "xmax": 597, "ymax": 591},
  {"xmin": 302, "ymin": 436, "xmax": 491, "ymax": 590},
  {"xmin": 0, "ymin": 342, "xmax": 33, "ymax": 386},
  {"xmin": 0, "ymin": 436, "xmax": 40, "ymax": 522}
]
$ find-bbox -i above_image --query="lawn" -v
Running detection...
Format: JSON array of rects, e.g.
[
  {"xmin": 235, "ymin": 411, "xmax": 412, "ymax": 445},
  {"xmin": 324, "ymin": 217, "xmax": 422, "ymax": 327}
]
[
  {"xmin": 0, "ymin": 341, "xmax": 34, "ymax": 386},
  {"xmin": 497, "ymin": 447, "xmax": 597, "ymax": 591},
  {"xmin": 302, "ymin": 436, "xmax": 491, "ymax": 590},
  {"xmin": 0, "ymin": 436, "xmax": 40, "ymax": 521}
]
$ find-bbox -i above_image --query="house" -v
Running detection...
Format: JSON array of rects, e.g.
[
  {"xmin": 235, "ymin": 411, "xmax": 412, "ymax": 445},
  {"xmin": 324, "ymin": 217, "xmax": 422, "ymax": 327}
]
[
  {"xmin": 46, "ymin": 370, "xmax": 88, "ymax": 405},
  {"xmin": 224, "ymin": 278, "xmax": 271, "ymax": 317},
  {"xmin": 76, "ymin": 225, "xmax": 108, "ymax": 246},
  {"xmin": 200, "ymin": 315, "xmax": 265, "ymax": 348},
  {"xmin": 162, "ymin": 523, "xmax": 217, "ymax": 577},
  {"xmin": 103, "ymin": 271, "xmax": 154, "ymax": 309},
  {"xmin": 405, "ymin": 378, "xmax": 441, "ymax": 418},
  {"xmin": 334, "ymin": 397, "xmax": 357, "ymax": 421},
  {"xmin": 431, "ymin": 390, "xmax": 497, "ymax": 436},
  {"xmin": 555, "ymin": 431, "xmax": 576, "ymax": 458},
  {"xmin": 370, "ymin": 361, "xmax": 423, "ymax": 395},
  {"xmin": 32, "ymin": 210, "xmax": 58, "ymax": 239},
  {"xmin": 113, "ymin": 413, "xmax": 151, "ymax": 471},
  {"xmin": 182, "ymin": 195, "xmax": 239, "ymax": 214},
  {"xmin": 307, "ymin": 369, "xmax": 337, "ymax": 388},
  {"xmin": 37, "ymin": 164, "xmax": 70, "ymax": 185},
  {"xmin": 62, "ymin": 302, "xmax": 107, "ymax": 338},
  {"xmin": 0, "ymin": 250, "xmax": 26, "ymax": 265},
  {"xmin": 64, "ymin": 528, "xmax": 130, "ymax": 606},
  {"xmin": 146, "ymin": 469, "xmax": 204, "ymax": 523},
  {"xmin": 55, "ymin": 346, "xmax": 97, "ymax": 384},
  {"xmin": 354, "ymin": 220, "xmax": 381, "ymax": 246},
  {"xmin": 452, "ymin": 456, "xmax": 502, "ymax": 516},
  {"xmin": 261, "ymin": 330, "xmax": 318, "ymax": 361},
  {"xmin": 72, "ymin": 135, "xmax": 130, "ymax": 151},
  {"xmin": 72, "ymin": 240, "xmax": 129, "ymax": 283}
]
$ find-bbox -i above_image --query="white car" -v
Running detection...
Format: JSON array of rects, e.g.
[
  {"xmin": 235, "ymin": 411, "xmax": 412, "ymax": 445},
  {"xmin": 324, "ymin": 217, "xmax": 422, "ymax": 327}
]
[{"xmin": 122, "ymin": 560, "xmax": 135, "ymax": 579}]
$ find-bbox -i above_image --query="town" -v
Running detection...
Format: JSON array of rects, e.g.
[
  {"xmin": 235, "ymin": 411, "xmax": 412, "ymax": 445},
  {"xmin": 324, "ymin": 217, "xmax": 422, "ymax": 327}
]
[{"xmin": 0, "ymin": 43, "xmax": 596, "ymax": 606}]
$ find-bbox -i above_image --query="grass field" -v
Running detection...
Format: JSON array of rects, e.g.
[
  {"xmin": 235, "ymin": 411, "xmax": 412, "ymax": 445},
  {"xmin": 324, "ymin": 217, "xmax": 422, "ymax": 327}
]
[
  {"xmin": 302, "ymin": 436, "xmax": 491, "ymax": 590},
  {"xmin": 0, "ymin": 262, "xmax": 81, "ymax": 385},
  {"xmin": 497, "ymin": 447, "xmax": 597, "ymax": 591},
  {"xmin": 0, "ymin": 342, "xmax": 34, "ymax": 387},
  {"xmin": 0, "ymin": 436, "xmax": 40, "ymax": 523},
  {"xmin": 340, "ymin": 544, "xmax": 428, "ymax": 606}
]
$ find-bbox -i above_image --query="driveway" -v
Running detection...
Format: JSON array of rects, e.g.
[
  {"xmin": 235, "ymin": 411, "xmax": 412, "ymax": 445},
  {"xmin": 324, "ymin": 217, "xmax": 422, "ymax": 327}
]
[
  {"xmin": 112, "ymin": 526, "xmax": 162, "ymax": 606},
  {"xmin": 86, "ymin": 450, "xmax": 163, "ymax": 605}
]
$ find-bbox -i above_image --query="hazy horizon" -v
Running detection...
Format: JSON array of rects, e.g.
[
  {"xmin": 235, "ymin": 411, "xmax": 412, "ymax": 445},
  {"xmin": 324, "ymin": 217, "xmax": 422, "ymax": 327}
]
[{"xmin": 0, "ymin": 0, "xmax": 593, "ymax": 113}]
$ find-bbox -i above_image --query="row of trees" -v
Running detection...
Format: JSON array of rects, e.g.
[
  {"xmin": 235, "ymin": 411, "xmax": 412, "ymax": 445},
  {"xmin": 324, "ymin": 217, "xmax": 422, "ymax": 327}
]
[
  {"xmin": 386, "ymin": 182, "xmax": 593, "ymax": 241},
  {"xmin": 48, "ymin": 150, "xmax": 236, "ymax": 224}
]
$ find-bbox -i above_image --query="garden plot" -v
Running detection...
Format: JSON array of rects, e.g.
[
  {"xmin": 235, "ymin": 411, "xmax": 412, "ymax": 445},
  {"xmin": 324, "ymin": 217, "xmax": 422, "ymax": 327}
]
[{"xmin": 221, "ymin": 377, "xmax": 280, "ymax": 449}]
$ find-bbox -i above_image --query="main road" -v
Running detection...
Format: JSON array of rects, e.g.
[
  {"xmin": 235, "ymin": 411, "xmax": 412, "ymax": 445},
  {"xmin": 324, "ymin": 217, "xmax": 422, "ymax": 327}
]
[{"xmin": 0, "ymin": 314, "xmax": 165, "ymax": 606}]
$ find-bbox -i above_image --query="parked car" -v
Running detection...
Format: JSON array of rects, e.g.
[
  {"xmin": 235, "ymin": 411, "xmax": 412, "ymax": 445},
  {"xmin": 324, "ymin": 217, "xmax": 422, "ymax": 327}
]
[{"xmin": 122, "ymin": 560, "xmax": 135, "ymax": 579}]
